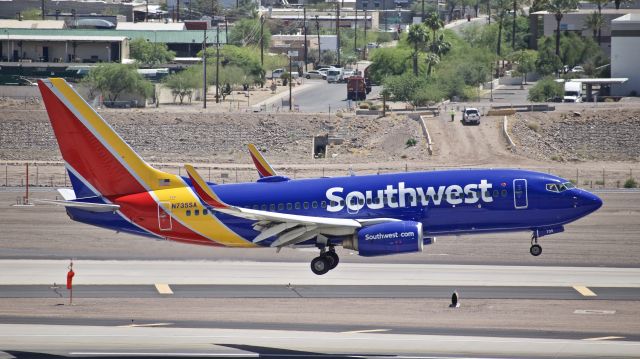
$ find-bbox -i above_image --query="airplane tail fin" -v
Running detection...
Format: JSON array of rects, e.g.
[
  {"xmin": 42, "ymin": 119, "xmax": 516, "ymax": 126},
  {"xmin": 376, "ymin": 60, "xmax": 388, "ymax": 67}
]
[
  {"xmin": 248, "ymin": 144, "xmax": 278, "ymax": 178},
  {"xmin": 38, "ymin": 78, "xmax": 178, "ymax": 197}
]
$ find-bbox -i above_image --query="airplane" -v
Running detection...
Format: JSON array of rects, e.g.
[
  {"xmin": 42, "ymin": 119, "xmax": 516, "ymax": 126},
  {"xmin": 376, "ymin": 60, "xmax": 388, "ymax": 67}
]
[{"xmin": 36, "ymin": 78, "xmax": 603, "ymax": 275}]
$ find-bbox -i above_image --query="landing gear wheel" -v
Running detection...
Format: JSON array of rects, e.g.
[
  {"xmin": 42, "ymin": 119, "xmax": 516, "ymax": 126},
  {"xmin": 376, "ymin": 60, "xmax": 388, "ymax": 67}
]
[
  {"xmin": 311, "ymin": 256, "xmax": 330, "ymax": 275},
  {"xmin": 530, "ymin": 244, "xmax": 542, "ymax": 256},
  {"xmin": 325, "ymin": 251, "xmax": 339, "ymax": 270}
]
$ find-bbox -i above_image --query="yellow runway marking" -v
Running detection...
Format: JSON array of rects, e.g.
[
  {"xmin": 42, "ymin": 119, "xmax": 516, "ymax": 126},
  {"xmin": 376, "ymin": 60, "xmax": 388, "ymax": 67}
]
[
  {"xmin": 583, "ymin": 336, "xmax": 625, "ymax": 341},
  {"xmin": 341, "ymin": 329, "xmax": 390, "ymax": 334},
  {"xmin": 573, "ymin": 285, "xmax": 597, "ymax": 297},
  {"xmin": 155, "ymin": 284, "xmax": 173, "ymax": 294}
]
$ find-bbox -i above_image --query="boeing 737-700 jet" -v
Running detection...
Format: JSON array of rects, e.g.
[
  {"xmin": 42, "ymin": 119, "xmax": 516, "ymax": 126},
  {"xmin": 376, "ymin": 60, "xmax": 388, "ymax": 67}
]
[{"xmin": 37, "ymin": 78, "xmax": 603, "ymax": 275}]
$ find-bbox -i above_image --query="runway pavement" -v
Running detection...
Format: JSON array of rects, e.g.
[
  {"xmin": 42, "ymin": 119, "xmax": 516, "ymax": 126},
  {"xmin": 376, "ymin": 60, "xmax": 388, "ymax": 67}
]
[{"xmin": 1, "ymin": 324, "xmax": 640, "ymax": 359}]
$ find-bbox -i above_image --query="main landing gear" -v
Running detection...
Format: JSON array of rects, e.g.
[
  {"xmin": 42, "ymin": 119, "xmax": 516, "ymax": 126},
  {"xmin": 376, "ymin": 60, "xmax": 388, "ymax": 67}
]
[
  {"xmin": 310, "ymin": 246, "xmax": 340, "ymax": 275},
  {"xmin": 530, "ymin": 232, "xmax": 542, "ymax": 256}
]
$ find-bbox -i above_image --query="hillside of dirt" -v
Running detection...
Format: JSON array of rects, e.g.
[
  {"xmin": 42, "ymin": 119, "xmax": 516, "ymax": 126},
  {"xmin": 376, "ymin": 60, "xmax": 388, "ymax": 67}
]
[
  {"xmin": 0, "ymin": 103, "xmax": 428, "ymax": 165},
  {"xmin": 511, "ymin": 108, "xmax": 640, "ymax": 162}
]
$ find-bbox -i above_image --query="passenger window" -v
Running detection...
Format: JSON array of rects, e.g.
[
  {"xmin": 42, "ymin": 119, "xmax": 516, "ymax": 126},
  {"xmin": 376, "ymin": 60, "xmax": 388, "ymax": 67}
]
[
  {"xmin": 493, "ymin": 190, "xmax": 500, "ymax": 198},
  {"xmin": 270, "ymin": 204, "xmax": 275, "ymax": 211},
  {"xmin": 366, "ymin": 198, "xmax": 372, "ymax": 205},
  {"xmin": 253, "ymin": 205, "xmax": 259, "ymax": 210},
  {"xmin": 501, "ymin": 189, "xmax": 508, "ymax": 197},
  {"xmin": 194, "ymin": 209, "xmax": 199, "ymax": 216},
  {"xmin": 203, "ymin": 209, "xmax": 208, "ymax": 215},
  {"xmin": 186, "ymin": 210, "xmax": 191, "ymax": 216},
  {"xmin": 312, "ymin": 201, "xmax": 318, "ymax": 208},
  {"xmin": 287, "ymin": 203, "xmax": 293, "ymax": 210},
  {"xmin": 303, "ymin": 202, "xmax": 309, "ymax": 209},
  {"xmin": 295, "ymin": 202, "xmax": 301, "ymax": 209},
  {"xmin": 278, "ymin": 203, "xmax": 284, "ymax": 210},
  {"xmin": 321, "ymin": 201, "xmax": 327, "ymax": 208},
  {"xmin": 261, "ymin": 204, "xmax": 267, "ymax": 211}
]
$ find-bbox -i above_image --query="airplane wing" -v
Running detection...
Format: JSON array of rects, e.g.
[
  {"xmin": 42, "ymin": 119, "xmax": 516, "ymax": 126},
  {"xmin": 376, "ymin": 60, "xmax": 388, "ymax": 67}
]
[
  {"xmin": 248, "ymin": 143, "xmax": 278, "ymax": 178},
  {"xmin": 184, "ymin": 165, "xmax": 397, "ymax": 248}
]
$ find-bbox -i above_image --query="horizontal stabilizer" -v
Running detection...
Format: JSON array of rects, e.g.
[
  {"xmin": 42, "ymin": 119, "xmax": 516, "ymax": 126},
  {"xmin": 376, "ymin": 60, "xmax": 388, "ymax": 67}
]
[{"xmin": 34, "ymin": 199, "xmax": 120, "ymax": 213}]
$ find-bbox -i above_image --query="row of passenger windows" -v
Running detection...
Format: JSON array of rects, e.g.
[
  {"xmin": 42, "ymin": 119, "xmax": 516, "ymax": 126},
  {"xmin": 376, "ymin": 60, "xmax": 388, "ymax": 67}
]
[{"xmin": 182, "ymin": 190, "xmax": 512, "ymax": 216}]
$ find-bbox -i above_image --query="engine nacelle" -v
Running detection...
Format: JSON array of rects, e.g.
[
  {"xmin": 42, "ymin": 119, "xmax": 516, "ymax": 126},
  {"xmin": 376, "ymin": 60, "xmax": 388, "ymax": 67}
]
[{"xmin": 343, "ymin": 221, "xmax": 424, "ymax": 257}]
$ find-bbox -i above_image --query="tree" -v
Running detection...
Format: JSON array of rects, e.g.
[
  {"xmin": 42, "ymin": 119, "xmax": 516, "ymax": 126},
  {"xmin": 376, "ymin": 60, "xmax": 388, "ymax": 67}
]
[
  {"xmin": 429, "ymin": 33, "xmax": 452, "ymax": 57},
  {"xmin": 584, "ymin": 12, "xmax": 604, "ymax": 43},
  {"xmin": 200, "ymin": 45, "xmax": 265, "ymax": 84},
  {"xmin": 406, "ymin": 24, "xmax": 429, "ymax": 75},
  {"xmin": 511, "ymin": 49, "xmax": 538, "ymax": 84},
  {"xmin": 493, "ymin": 0, "xmax": 511, "ymax": 57},
  {"xmin": 614, "ymin": 0, "xmax": 633, "ymax": 9},
  {"xmin": 425, "ymin": 53, "xmax": 440, "ymax": 76},
  {"xmin": 229, "ymin": 18, "xmax": 271, "ymax": 49},
  {"xmin": 163, "ymin": 68, "xmax": 200, "ymax": 104},
  {"xmin": 189, "ymin": 0, "xmax": 221, "ymax": 17},
  {"xmin": 21, "ymin": 8, "xmax": 41, "ymax": 20},
  {"xmin": 424, "ymin": 12, "xmax": 444, "ymax": 40},
  {"xmin": 82, "ymin": 64, "xmax": 153, "ymax": 103},
  {"xmin": 528, "ymin": 76, "xmax": 563, "ymax": 102},
  {"xmin": 544, "ymin": 0, "xmax": 579, "ymax": 56},
  {"xmin": 368, "ymin": 48, "xmax": 415, "ymax": 83},
  {"xmin": 129, "ymin": 38, "xmax": 176, "ymax": 66},
  {"xmin": 510, "ymin": 0, "xmax": 530, "ymax": 49},
  {"xmin": 383, "ymin": 73, "xmax": 443, "ymax": 107}
]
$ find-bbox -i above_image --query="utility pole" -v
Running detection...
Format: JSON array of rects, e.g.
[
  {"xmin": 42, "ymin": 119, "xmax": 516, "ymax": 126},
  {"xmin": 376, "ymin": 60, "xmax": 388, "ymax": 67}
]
[
  {"xmin": 421, "ymin": 0, "xmax": 425, "ymax": 22},
  {"xmin": 216, "ymin": 26, "xmax": 220, "ymax": 104},
  {"xmin": 176, "ymin": 0, "xmax": 180, "ymax": 22},
  {"xmin": 41, "ymin": 0, "xmax": 45, "ymax": 20},
  {"xmin": 203, "ymin": 29, "xmax": 207, "ymax": 109},
  {"xmin": 225, "ymin": 16, "xmax": 228, "ymax": 44},
  {"xmin": 260, "ymin": 15, "xmax": 264, "ymax": 66},
  {"xmin": 384, "ymin": 1, "xmax": 387, "ymax": 32},
  {"xmin": 354, "ymin": 6, "xmax": 357, "ymax": 56},
  {"xmin": 289, "ymin": 54, "xmax": 292, "ymax": 111},
  {"xmin": 315, "ymin": 15, "xmax": 321, "ymax": 65},
  {"xmin": 303, "ymin": 6, "xmax": 308, "ymax": 72},
  {"xmin": 146, "ymin": 0, "xmax": 149, "ymax": 21},
  {"xmin": 363, "ymin": 9, "xmax": 367, "ymax": 60},
  {"xmin": 336, "ymin": 2, "xmax": 340, "ymax": 66}
]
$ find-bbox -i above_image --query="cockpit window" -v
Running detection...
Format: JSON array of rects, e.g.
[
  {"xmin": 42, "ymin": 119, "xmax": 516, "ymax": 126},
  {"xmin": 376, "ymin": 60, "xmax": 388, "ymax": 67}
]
[{"xmin": 546, "ymin": 182, "xmax": 575, "ymax": 193}]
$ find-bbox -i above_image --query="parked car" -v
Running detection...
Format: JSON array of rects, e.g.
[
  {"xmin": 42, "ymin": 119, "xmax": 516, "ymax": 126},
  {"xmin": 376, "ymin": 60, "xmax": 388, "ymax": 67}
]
[
  {"xmin": 462, "ymin": 107, "xmax": 481, "ymax": 125},
  {"xmin": 270, "ymin": 68, "xmax": 299, "ymax": 80},
  {"xmin": 342, "ymin": 69, "xmax": 356, "ymax": 81},
  {"xmin": 326, "ymin": 68, "xmax": 344, "ymax": 83},
  {"xmin": 304, "ymin": 70, "xmax": 326, "ymax": 80},
  {"xmin": 571, "ymin": 66, "xmax": 585, "ymax": 73}
]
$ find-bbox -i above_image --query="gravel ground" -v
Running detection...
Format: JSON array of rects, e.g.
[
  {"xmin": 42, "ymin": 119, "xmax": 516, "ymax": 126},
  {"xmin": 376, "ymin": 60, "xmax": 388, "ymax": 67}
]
[{"xmin": 511, "ymin": 108, "xmax": 640, "ymax": 162}]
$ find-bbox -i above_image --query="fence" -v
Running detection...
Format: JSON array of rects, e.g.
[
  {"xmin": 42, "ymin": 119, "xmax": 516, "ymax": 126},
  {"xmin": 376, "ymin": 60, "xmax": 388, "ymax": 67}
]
[{"xmin": 1, "ymin": 162, "xmax": 638, "ymax": 190}]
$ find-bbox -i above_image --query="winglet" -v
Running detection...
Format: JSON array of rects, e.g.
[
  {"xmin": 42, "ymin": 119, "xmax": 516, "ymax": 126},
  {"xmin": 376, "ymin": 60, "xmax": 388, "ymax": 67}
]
[
  {"xmin": 184, "ymin": 165, "xmax": 229, "ymax": 209},
  {"xmin": 248, "ymin": 144, "xmax": 278, "ymax": 178}
]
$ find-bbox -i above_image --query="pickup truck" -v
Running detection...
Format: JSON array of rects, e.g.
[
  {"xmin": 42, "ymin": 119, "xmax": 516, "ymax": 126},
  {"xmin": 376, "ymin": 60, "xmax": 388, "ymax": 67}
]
[{"xmin": 462, "ymin": 108, "xmax": 481, "ymax": 125}]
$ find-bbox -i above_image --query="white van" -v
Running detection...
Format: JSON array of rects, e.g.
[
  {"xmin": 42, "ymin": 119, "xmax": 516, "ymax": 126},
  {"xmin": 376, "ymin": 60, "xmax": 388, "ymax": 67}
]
[{"xmin": 326, "ymin": 68, "xmax": 343, "ymax": 83}]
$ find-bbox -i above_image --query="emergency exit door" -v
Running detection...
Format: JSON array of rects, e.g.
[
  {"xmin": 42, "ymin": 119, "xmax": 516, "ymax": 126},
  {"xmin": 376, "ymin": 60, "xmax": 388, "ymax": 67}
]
[
  {"xmin": 513, "ymin": 179, "xmax": 528, "ymax": 209},
  {"xmin": 158, "ymin": 202, "xmax": 172, "ymax": 231}
]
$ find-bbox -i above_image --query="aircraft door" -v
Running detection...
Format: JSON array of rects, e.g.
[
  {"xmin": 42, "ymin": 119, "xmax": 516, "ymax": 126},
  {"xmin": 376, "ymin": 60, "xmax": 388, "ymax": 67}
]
[
  {"xmin": 158, "ymin": 202, "xmax": 172, "ymax": 231},
  {"xmin": 513, "ymin": 179, "xmax": 528, "ymax": 209}
]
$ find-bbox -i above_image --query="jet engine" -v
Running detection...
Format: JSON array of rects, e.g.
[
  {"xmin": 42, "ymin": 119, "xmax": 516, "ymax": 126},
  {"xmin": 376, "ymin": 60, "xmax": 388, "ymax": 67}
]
[{"xmin": 342, "ymin": 221, "xmax": 424, "ymax": 257}]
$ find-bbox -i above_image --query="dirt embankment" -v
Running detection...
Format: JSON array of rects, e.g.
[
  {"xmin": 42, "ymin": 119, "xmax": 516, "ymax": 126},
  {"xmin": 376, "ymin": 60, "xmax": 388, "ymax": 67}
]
[
  {"xmin": 0, "ymin": 102, "xmax": 428, "ymax": 165},
  {"xmin": 511, "ymin": 109, "xmax": 640, "ymax": 162}
]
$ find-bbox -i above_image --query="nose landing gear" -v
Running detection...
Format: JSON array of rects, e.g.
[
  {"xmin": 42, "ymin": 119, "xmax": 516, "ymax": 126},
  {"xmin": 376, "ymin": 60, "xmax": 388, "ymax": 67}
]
[
  {"xmin": 310, "ymin": 246, "xmax": 340, "ymax": 275},
  {"xmin": 530, "ymin": 232, "xmax": 542, "ymax": 256}
]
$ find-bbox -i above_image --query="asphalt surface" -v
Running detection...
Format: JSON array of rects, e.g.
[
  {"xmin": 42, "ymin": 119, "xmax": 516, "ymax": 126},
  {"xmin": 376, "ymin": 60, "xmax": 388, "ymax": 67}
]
[{"xmin": 1, "ymin": 284, "xmax": 639, "ymax": 300}]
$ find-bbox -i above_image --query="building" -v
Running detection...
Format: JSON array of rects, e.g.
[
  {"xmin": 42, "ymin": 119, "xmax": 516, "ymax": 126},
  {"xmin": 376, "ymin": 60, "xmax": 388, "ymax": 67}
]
[
  {"xmin": 529, "ymin": 9, "xmax": 640, "ymax": 53},
  {"xmin": 611, "ymin": 13, "xmax": 640, "ymax": 96},
  {"xmin": 0, "ymin": 0, "xmax": 135, "ymax": 22},
  {"xmin": 264, "ymin": 8, "xmax": 379, "ymax": 31}
]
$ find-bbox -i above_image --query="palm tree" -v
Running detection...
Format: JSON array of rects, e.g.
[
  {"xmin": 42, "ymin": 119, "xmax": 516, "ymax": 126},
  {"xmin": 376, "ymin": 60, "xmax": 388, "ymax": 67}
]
[
  {"xmin": 407, "ymin": 23, "xmax": 429, "ymax": 76},
  {"xmin": 429, "ymin": 33, "xmax": 452, "ymax": 57},
  {"xmin": 494, "ymin": 0, "xmax": 511, "ymax": 57},
  {"xmin": 544, "ymin": 0, "xmax": 579, "ymax": 56},
  {"xmin": 425, "ymin": 53, "xmax": 440, "ymax": 76},
  {"xmin": 424, "ymin": 12, "xmax": 444, "ymax": 40},
  {"xmin": 590, "ymin": 0, "xmax": 608, "ymax": 45},
  {"xmin": 584, "ymin": 11, "xmax": 604, "ymax": 44}
]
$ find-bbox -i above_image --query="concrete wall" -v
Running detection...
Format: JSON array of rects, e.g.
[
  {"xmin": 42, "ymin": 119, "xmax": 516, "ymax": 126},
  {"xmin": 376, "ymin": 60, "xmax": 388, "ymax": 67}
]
[{"xmin": 611, "ymin": 22, "xmax": 640, "ymax": 96}]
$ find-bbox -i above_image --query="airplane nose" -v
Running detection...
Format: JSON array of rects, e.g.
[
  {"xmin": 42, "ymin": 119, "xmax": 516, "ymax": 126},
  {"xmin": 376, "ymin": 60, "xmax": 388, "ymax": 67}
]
[{"xmin": 578, "ymin": 190, "xmax": 603, "ymax": 213}]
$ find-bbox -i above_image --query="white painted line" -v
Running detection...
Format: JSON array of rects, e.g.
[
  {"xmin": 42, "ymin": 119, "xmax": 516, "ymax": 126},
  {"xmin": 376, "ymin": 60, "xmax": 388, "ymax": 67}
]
[
  {"xmin": 341, "ymin": 328, "xmax": 390, "ymax": 334},
  {"xmin": 155, "ymin": 283, "xmax": 173, "ymax": 294},
  {"xmin": 70, "ymin": 353, "xmax": 256, "ymax": 357},
  {"xmin": 117, "ymin": 323, "xmax": 173, "ymax": 328},
  {"xmin": 573, "ymin": 309, "xmax": 616, "ymax": 315},
  {"xmin": 573, "ymin": 285, "xmax": 597, "ymax": 297},
  {"xmin": 583, "ymin": 336, "xmax": 626, "ymax": 341}
]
